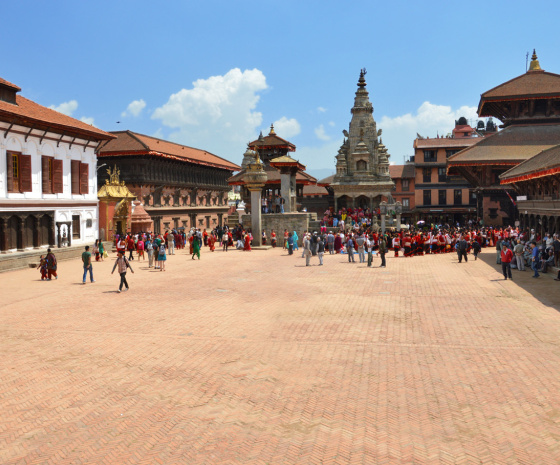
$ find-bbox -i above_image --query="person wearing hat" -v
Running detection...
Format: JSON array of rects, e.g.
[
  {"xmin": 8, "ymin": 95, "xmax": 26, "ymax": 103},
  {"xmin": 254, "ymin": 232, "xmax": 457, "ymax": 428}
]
[{"xmin": 112, "ymin": 250, "xmax": 134, "ymax": 293}]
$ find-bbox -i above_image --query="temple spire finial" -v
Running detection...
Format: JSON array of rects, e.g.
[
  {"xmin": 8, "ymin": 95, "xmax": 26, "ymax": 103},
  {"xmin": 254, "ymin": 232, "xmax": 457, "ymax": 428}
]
[
  {"xmin": 358, "ymin": 68, "xmax": 367, "ymax": 87},
  {"xmin": 269, "ymin": 123, "xmax": 276, "ymax": 135},
  {"xmin": 529, "ymin": 49, "xmax": 542, "ymax": 71}
]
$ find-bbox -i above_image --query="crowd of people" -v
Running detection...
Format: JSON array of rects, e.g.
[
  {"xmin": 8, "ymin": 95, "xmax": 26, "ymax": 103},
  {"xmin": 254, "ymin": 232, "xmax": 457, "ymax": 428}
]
[{"xmin": 36, "ymin": 215, "xmax": 560, "ymax": 290}]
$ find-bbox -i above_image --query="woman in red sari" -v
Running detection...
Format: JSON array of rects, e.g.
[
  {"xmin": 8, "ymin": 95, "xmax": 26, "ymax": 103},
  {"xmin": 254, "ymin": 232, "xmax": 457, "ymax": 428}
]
[
  {"xmin": 244, "ymin": 231, "xmax": 252, "ymax": 251},
  {"xmin": 189, "ymin": 234, "xmax": 194, "ymax": 254},
  {"xmin": 208, "ymin": 232, "xmax": 216, "ymax": 252}
]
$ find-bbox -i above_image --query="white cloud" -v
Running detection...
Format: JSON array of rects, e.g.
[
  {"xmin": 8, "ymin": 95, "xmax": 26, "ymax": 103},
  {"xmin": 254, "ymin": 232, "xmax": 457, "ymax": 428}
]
[
  {"xmin": 152, "ymin": 68, "xmax": 267, "ymax": 160},
  {"xmin": 317, "ymin": 106, "xmax": 327, "ymax": 113},
  {"xmin": 314, "ymin": 124, "xmax": 331, "ymax": 141},
  {"xmin": 328, "ymin": 121, "xmax": 335, "ymax": 127},
  {"xmin": 272, "ymin": 116, "xmax": 300, "ymax": 138},
  {"xmin": 49, "ymin": 100, "xmax": 78, "ymax": 116},
  {"xmin": 378, "ymin": 101, "xmax": 479, "ymax": 161},
  {"xmin": 80, "ymin": 116, "xmax": 95, "ymax": 126},
  {"xmin": 121, "ymin": 99, "xmax": 146, "ymax": 117}
]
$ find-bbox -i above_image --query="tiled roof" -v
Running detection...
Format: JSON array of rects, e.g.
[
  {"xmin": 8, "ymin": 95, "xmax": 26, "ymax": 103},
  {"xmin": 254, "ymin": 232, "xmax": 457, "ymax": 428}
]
[
  {"xmin": 249, "ymin": 133, "xmax": 296, "ymax": 150},
  {"xmin": 0, "ymin": 95, "xmax": 114, "ymax": 140},
  {"xmin": 0, "ymin": 77, "xmax": 21, "ymax": 91},
  {"xmin": 447, "ymin": 123, "xmax": 560, "ymax": 165},
  {"xmin": 317, "ymin": 175, "xmax": 335, "ymax": 186},
  {"xmin": 414, "ymin": 137, "xmax": 480, "ymax": 149},
  {"xmin": 389, "ymin": 164, "xmax": 415, "ymax": 179},
  {"xmin": 481, "ymin": 70, "xmax": 560, "ymax": 100},
  {"xmin": 98, "ymin": 130, "xmax": 240, "ymax": 171},
  {"xmin": 228, "ymin": 164, "xmax": 317, "ymax": 185},
  {"xmin": 500, "ymin": 144, "xmax": 560, "ymax": 183}
]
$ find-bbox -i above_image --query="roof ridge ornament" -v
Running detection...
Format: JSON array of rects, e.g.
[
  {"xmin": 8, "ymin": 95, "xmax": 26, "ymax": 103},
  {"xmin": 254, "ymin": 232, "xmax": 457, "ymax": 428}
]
[
  {"xmin": 358, "ymin": 68, "xmax": 367, "ymax": 87},
  {"xmin": 528, "ymin": 49, "xmax": 542, "ymax": 72},
  {"xmin": 269, "ymin": 124, "xmax": 276, "ymax": 135}
]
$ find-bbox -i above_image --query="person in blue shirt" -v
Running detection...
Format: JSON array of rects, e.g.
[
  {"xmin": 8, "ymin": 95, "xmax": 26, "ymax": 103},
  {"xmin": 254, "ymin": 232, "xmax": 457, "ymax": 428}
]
[
  {"xmin": 346, "ymin": 236, "xmax": 355, "ymax": 263},
  {"xmin": 530, "ymin": 241, "xmax": 540, "ymax": 278}
]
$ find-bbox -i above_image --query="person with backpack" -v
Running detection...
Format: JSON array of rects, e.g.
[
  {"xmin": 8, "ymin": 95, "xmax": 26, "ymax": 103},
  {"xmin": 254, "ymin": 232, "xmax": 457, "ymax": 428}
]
[
  {"xmin": 112, "ymin": 251, "xmax": 134, "ymax": 293},
  {"xmin": 158, "ymin": 240, "xmax": 167, "ymax": 271}
]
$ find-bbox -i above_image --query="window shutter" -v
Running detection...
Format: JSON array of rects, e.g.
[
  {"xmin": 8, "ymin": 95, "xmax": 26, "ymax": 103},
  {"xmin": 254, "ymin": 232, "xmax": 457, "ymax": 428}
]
[
  {"xmin": 42, "ymin": 156, "xmax": 50, "ymax": 194},
  {"xmin": 53, "ymin": 159, "xmax": 63, "ymax": 194},
  {"xmin": 71, "ymin": 160, "xmax": 80, "ymax": 194},
  {"xmin": 79, "ymin": 162, "xmax": 89, "ymax": 195},
  {"xmin": 20, "ymin": 155, "xmax": 32, "ymax": 193},
  {"xmin": 6, "ymin": 152, "xmax": 14, "ymax": 192}
]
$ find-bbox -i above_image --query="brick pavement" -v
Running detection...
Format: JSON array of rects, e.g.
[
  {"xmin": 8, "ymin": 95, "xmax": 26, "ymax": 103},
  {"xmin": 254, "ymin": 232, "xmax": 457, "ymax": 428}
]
[{"xmin": 1, "ymin": 246, "xmax": 560, "ymax": 464}]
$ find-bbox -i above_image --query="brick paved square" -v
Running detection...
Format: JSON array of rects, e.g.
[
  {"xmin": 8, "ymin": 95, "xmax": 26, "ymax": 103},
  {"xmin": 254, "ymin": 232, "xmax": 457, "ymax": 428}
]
[{"xmin": 1, "ymin": 248, "xmax": 560, "ymax": 464}]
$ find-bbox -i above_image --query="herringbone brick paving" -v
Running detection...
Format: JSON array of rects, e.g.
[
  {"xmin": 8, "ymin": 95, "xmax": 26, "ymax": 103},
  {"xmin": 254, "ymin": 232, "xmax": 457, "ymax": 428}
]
[{"xmin": 1, "ymin": 247, "xmax": 560, "ymax": 464}]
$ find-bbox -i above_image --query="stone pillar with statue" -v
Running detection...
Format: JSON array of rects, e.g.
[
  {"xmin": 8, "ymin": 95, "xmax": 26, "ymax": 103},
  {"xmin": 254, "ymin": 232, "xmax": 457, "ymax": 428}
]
[{"xmin": 243, "ymin": 151, "xmax": 268, "ymax": 247}]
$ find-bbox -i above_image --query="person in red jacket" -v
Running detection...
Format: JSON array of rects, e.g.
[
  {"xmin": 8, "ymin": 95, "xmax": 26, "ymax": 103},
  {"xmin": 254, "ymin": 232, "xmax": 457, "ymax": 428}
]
[{"xmin": 500, "ymin": 244, "xmax": 514, "ymax": 280}]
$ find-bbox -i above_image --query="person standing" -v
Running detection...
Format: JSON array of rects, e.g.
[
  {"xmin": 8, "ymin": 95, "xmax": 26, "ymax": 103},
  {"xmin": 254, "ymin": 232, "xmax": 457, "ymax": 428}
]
[
  {"xmin": 98, "ymin": 240, "xmax": 105, "ymax": 261},
  {"xmin": 112, "ymin": 251, "xmax": 134, "ymax": 293},
  {"xmin": 355, "ymin": 232, "xmax": 366, "ymax": 263},
  {"xmin": 93, "ymin": 240, "xmax": 100, "ymax": 262},
  {"xmin": 127, "ymin": 235, "xmax": 135, "ymax": 260},
  {"xmin": 317, "ymin": 235, "xmax": 325, "ymax": 265},
  {"xmin": 137, "ymin": 237, "xmax": 145, "ymax": 261},
  {"xmin": 346, "ymin": 235, "xmax": 355, "ymax": 263},
  {"xmin": 158, "ymin": 240, "xmax": 167, "ymax": 271},
  {"xmin": 292, "ymin": 231, "xmax": 299, "ymax": 252},
  {"xmin": 146, "ymin": 237, "xmax": 154, "ymax": 268},
  {"xmin": 46, "ymin": 249, "xmax": 58, "ymax": 280},
  {"xmin": 327, "ymin": 231, "xmax": 335, "ymax": 254},
  {"xmin": 192, "ymin": 234, "xmax": 201, "ymax": 260},
  {"xmin": 495, "ymin": 237, "xmax": 502, "ymax": 265},
  {"xmin": 82, "ymin": 245, "xmax": 95, "ymax": 284},
  {"xmin": 287, "ymin": 232, "xmax": 294, "ymax": 255},
  {"xmin": 167, "ymin": 232, "xmax": 175, "ymax": 255},
  {"xmin": 500, "ymin": 244, "xmax": 513, "ymax": 280},
  {"xmin": 513, "ymin": 240, "xmax": 525, "ymax": 271},
  {"xmin": 378, "ymin": 235, "xmax": 387, "ymax": 267},
  {"xmin": 530, "ymin": 241, "xmax": 540, "ymax": 278},
  {"xmin": 457, "ymin": 237, "xmax": 468, "ymax": 263},
  {"xmin": 366, "ymin": 235, "xmax": 374, "ymax": 267},
  {"xmin": 303, "ymin": 233, "xmax": 312, "ymax": 266}
]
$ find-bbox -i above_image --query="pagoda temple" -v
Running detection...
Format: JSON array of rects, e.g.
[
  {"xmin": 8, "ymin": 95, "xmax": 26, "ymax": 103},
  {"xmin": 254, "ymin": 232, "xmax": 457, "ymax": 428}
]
[
  {"xmin": 330, "ymin": 69, "xmax": 394, "ymax": 211},
  {"xmin": 448, "ymin": 50, "xmax": 560, "ymax": 226},
  {"xmin": 228, "ymin": 125, "xmax": 317, "ymax": 212}
]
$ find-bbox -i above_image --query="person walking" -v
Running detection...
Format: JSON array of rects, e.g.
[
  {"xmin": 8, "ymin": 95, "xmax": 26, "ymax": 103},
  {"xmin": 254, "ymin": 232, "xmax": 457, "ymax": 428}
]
[
  {"xmin": 471, "ymin": 240, "xmax": 481, "ymax": 260},
  {"xmin": 146, "ymin": 236, "xmax": 154, "ymax": 267},
  {"xmin": 292, "ymin": 231, "xmax": 299, "ymax": 252},
  {"xmin": 46, "ymin": 249, "xmax": 58, "ymax": 280},
  {"xmin": 366, "ymin": 235, "xmax": 374, "ymax": 267},
  {"xmin": 98, "ymin": 240, "xmax": 106, "ymax": 261},
  {"xmin": 93, "ymin": 240, "xmax": 101, "ymax": 262},
  {"xmin": 287, "ymin": 232, "xmax": 294, "ymax": 255},
  {"xmin": 82, "ymin": 245, "xmax": 95, "ymax": 284},
  {"xmin": 457, "ymin": 237, "xmax": 468, "ymax": 263},
  {"xmin": 500, "ymin": 244, "xmax": 513, "ymax": 280},
  {"xmin": 530, "ymin": 241, "xmax": 540, "ymax": 278},
  {"xmin": 112, "ymin": 251, "xmax": 134, "ymax": 293},
  {"xmin": 317, "ymin": 235, "xmax": 325, "ymax": 265},
  {"xmin": 192, "ymin": 234, "xmax": 201, "ymax": 260},
  {"xmin": 127, "ymin": 235, "xmax": 135, "ymax": 260},
  {"xmin": 378, "ymin": 235, "xmax": 387, "ymax": 267},
  {"xmin": 346, "ymin": 236, "xmax": 355, "ymax": 263}
]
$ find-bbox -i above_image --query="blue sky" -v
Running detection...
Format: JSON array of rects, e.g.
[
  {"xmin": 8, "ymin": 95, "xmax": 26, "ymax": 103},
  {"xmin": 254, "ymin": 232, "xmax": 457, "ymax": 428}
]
[{"xmin": 4, "ymin": 1, "xmax": 560, "ymax": 178}]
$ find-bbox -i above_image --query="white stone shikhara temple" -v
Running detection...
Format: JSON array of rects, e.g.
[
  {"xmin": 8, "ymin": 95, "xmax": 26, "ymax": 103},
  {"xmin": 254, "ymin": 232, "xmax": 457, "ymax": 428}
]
[
  {"xmin": 331, "ymin": 69, "xmax": 395, "ymax": 211},
  {"xmin": 0, "ymin": 77, "xmax": 114, "ymax": 252}
]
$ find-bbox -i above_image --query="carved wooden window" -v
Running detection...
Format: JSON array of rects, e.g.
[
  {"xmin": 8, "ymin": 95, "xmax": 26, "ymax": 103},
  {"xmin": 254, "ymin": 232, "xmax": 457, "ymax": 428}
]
[
  {"xmin": 71, "ymin": 160, "xmax": 80, "ymax": 194},
  {"xmin": 7, "ymin": 151, "xmax": 31, "ymax": 193},
  {"xmin": 42, "ymin": 156, "xmax": 62, "ymax": 194},
  {"xmin": 79, "ymin": 162, "xmax": 89, "ymax": 194}
]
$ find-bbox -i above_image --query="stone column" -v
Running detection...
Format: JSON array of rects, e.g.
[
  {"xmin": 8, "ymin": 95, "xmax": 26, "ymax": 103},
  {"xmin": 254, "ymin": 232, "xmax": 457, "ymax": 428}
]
[
  {"xmin": 395, "ymin": 202, "xmax": 402, "ymax": 232},
  {"xmin": 280, "ymin": 171, "xmax": 291, "ymax": 213},
  {"xmin": 0, "ymin": 217, "xmax": 7, "ymax": 253},
  {"xmin": 379, "ymin": 201, "xmax": 387, "ymax": 234},
  {"xmin": 17, "ymin": 216, "xmax": 25, "ymax": 251},
  {"xmin": 217, "ymin": 213, "xmax": 223, "ymax": 227},
  {"xmin": 33, "ymin": 216, "xmax": 40, "ymax": 249},
  {"xmin": 249, "ymin": 188, "xmax": 263, "ymax": 246}
]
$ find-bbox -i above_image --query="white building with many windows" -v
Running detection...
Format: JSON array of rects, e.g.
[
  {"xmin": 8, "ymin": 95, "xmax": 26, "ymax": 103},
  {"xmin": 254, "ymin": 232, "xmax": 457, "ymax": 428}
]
[{"xmin": 0, "ymin": 77, "xmax": 114, "ymax": 252}]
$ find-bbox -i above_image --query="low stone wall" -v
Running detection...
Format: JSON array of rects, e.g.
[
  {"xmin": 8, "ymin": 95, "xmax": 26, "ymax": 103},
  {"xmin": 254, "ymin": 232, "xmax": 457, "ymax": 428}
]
[
  {"xmin": 241, "ymin": 213, "xmax": 317, "ymax": 246},
  {"xmin": 0, "ymin": 241, "xmax": 113, "ymax": 273}
]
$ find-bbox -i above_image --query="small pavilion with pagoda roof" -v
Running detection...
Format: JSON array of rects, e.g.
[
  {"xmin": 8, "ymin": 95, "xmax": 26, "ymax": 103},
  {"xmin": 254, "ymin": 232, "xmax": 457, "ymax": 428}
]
[
  {"xmin": 448, "ymin": 50, "xmax": 560, "ymax": 226},
  {"xmin": 228, "ymin": 125, "xmax": 317, "ymax": 212}
]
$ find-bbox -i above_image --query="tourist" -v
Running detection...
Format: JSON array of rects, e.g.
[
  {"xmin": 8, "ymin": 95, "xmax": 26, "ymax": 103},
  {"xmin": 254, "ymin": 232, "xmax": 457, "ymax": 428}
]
[
  {"xmin": 167, "ymin": 231, "xmax": 175, "ymax": 255},
  {"xmin": 317, "ymin": 235, "xmax": 325, "ymax": 265},
  {"xmin": 112, "ymin": 251, "xmax": 134, "ymax": 293},
  {"xmin": 355, "ymin": 231, "xmax": 366, "ymax": 263},
  {"xmin": 513, "ymin": 240, "xmax": 525, "ymax": 271},
  {"xmin": 82, "ymin": 245, "xmax": 95, "ymax": 284},
  {"xmin": 46, "ymin": 249, "xmax": 58, "ymax": 280},
  {"xmin": 303, "ymin": 233, "xmax": 312, "ymax": 266},
  {"xmin": 146, "ymin": 236, "xmax": 154, "ymax": 267},
  {"xmin": 158, "ymin": 240, "xmax": 167, "ymax": 271},
  {"xmin": 366, "ymin": 235, "xmax": 374, "ymax": 267},
  {"xmin": 500, "ymin": 244, "xmax": 513, "ymax": 280}
]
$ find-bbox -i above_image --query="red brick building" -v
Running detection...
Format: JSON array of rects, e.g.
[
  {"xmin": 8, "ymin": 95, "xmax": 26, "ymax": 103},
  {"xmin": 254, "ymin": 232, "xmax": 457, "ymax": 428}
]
[{"xmin": 388, "ymin": 163, "xmax": 415, "ymax": 224}]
